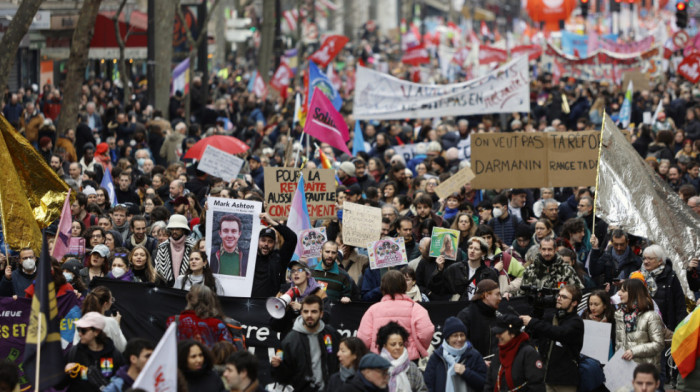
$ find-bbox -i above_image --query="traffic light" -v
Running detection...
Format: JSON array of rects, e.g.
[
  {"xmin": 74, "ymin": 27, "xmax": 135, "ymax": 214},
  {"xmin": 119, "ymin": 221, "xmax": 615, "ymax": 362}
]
[
  {"xmin": 581, "ymin": 0, "xmax": 589, "ymax": 18},
  {"xmin": 677, "ymin": 0, "xmax": 689, "ymax": 29},
  {"xmin": 611, "ymin": 0, "xmax": 621, "ymax": 13}
]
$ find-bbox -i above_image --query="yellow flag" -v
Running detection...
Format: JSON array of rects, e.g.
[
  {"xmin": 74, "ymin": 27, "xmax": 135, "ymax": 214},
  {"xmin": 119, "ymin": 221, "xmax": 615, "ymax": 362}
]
[{"xmin": 0, "ymin": 115, "xmax": 68, "ymax": 252}]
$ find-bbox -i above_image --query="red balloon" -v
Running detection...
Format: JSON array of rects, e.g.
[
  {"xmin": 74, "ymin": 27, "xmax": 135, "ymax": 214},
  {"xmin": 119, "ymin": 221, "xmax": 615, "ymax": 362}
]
[{"xmin": 526, "ymin": 0, "xmax": 577, "ymax": 29}]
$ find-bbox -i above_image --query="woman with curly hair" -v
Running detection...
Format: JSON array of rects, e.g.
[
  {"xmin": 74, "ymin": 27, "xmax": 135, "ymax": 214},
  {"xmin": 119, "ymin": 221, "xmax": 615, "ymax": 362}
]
[
  {"xmin": 177, "ymin": 340, "xmax": 225, "ymax": 392},
  {"xmin": 376, "ymin": 321, "xmax": 427, "ymax": 392}
]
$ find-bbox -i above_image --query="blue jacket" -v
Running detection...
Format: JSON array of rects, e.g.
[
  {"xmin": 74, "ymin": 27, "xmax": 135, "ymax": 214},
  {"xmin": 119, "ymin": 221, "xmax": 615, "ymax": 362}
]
[{"xmin": 423, "ymin": 344, "xmax": 487, "ymax": 392}]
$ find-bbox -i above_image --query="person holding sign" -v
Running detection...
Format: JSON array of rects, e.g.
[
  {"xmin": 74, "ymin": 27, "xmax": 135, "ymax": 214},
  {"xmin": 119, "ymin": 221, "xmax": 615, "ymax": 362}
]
[
  {"xmin": 444, "ymin": 237, "xmax": 498, "ymax": 301},
  {"xmin": 210, "ymin": 214, "xmax": 248, "ymax": 277},
  {"xmin": 312, "ymin": 241, "xmax": 354, "ymax": 303}
]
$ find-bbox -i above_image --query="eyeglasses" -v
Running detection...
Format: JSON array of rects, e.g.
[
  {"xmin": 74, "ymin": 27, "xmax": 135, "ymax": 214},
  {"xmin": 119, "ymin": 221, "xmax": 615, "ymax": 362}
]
[
  {"xmin": 556, "ymin": 294, "xmax": 571, "ymax": 300},
  {"xmin": 77, "ymin": 327, "xmax": 93, "ymax": 334},
  {"xmin": 290, "ymin": 268, "xmax": 305, "ymax": 274}
]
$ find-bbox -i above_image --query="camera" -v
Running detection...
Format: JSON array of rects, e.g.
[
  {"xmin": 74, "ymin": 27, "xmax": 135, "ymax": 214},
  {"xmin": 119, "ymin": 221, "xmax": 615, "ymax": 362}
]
[{"xmin": 520, "ymin": 285, "xmax": 559, "ymax": 309}]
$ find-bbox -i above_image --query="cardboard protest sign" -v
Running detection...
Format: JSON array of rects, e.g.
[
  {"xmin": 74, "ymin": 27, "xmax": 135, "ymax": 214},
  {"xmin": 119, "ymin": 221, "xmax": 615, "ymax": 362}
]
[
  {"xmin": 342, "ymin": 202, "xmax": 381, "ymax": 248},
  {"xmin": 429, "ymin": 227, "xmax": 460, "ymax": 260},
  {"xmin": 471, "ymin": 131, "xmax": 600, "ymax": 189},
  {"xmin": 298, "ymin": 227, "xmax": 327, "ymax": 259},
  {"xmin": 353, "ymin": 56, "xmax": 529, "ymax": 120},
  {"xmin": 198, "ymin": 145, "xmax": 244, "ymax": 182},
  {"xmin": 264, "ymin": 167, "xmax": 337, "ymax": 219},
  {"xmin": 435, "ymin": 165, "xmax": 476, "ymax": 199},
  {"xmin": 368, "ymin": 237, "xmax": 408, "ymax": 270},
  {"xmin": 206, "ymin": 197, "xmax": 262, "ymax": 297}
]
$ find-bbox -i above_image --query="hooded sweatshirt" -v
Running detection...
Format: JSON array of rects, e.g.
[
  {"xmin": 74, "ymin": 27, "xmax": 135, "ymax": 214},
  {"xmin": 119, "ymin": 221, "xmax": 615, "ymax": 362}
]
[{"xmin": 293, "ymin": 315, "xmax": 326, "ymax": 390}]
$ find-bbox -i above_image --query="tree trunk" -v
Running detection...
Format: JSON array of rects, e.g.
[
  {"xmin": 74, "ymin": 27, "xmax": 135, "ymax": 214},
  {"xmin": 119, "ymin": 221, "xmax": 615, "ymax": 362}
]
[
  {"xmin": 0, "ymin": 0, "xmax": 44, "ymax": 92},
  {"xmin": 153, "ymin": 0, "xmax": 176, "ymax": 119},
  {"xmin": 257, "ymin": 0, "xmax": 275, "ymax": 82},
  {"xmin": 114, "ymin": 0, "xmax": 131, "ymax": 104},
  {"xmin": 56, "ymin": 0, "xmax": 102, "ymax": 136}
]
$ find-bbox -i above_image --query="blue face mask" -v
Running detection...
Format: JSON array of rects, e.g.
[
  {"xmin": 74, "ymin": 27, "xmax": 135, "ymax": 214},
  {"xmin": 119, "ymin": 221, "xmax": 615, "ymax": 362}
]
[
  {"xmin": 63, "ymin": 272, "xmax": 73, "ymax": 282},
  {"xmin": 137, "ymin": 158, "xmax": 145, "ymax": 167}
]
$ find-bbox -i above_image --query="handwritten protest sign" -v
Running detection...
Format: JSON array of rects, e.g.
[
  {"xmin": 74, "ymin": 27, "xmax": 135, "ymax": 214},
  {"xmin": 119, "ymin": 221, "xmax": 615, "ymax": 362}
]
[
  {"xmin": 353, "ymin": 56, "xmax": 529, "ymax": 119},
  {"xmin": 198, "ymin": 145, "xmax": 244, "ymax": 182},
  {"xmin": 582, "ymin": 320, "xmax": 612, "ymax": 364},
  {"xmin": 471, "ymin": 131, "xmax": 600, "ymax": 189},
  {"xmin": 435, "ymin": 165, "xmax": 476, "ymax": 199},
  {"xmin": 342, "ymin": 202, "xmax": 382, "ymax": 248},
  {"xmin": 429, "ymin": 228, "xmax": 460, "ymax": 260},
  {"xmin": 298, "ymin": 227, "xmax": 327, "ymax": 259},
  {"xmin": 368, "ymin": 238, "xmax": 408, "ymax": 269},
  {"xmin": 264, "ymin": 167, "xmax": 337, "ymax": 220}
]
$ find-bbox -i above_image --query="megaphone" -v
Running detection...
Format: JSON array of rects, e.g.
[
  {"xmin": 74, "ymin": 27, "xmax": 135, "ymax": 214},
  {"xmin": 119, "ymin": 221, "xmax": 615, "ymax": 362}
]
[{"xmin": 266, "ymin": 287, "xmax": 299, "ymax": 319}]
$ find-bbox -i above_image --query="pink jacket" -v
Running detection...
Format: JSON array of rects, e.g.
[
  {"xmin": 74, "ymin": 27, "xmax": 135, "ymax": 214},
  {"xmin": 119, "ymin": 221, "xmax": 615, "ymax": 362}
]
[{"xmin": 357, "ymin": 294, "xmax": 435, "ymax": 360}]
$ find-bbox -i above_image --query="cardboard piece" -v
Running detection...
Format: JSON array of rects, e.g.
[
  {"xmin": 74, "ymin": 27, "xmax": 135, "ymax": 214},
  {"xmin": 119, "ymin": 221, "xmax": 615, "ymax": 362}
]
[
  {"xmin": 342, "ymin": 202, "xmax": 382, "ymax": 248},
  {"xmin": 435, "ymin": 165, "xmax": 476, "ymax": 199},
  {"xmin": 581, "ymin": 320, "xmax": 612, "ymax": 364},
  {"xmin": 197, "ymin": 145, "xmax": 245, "ymax": 182},
  {"xmin": 622, "ymin": 70, "xmax": 652, "ymax": 92},
  {"xmin": 264, "ymin": 167, "xmax": 337, "ymax": 220},
  {"xmin": 471, "ymin": 131, "xmax": 600, "ymax": 189},
  {"xmin": 429, "ymin": 227, "xmax": 460, "ymax": 260},
  {"xmin": 367, "ymin": 237, "xmax": 408, "ymax": 270}
]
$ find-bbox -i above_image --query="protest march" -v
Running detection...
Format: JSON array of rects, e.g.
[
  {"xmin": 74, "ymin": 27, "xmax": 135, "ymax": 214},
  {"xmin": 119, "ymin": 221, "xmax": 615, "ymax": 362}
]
[{"xmin": 2, "ymin": 1, "xmax": 700, "ymax": 392}]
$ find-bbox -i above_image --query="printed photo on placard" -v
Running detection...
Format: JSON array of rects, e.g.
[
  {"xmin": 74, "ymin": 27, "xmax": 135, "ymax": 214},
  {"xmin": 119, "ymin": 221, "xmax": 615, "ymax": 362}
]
[
  {"xmin": 299, "ymin": 227, "xmax": 327, "ymax": 259},
  {"xmin": 429, "ymin": 227, "xmax": 460, "ymax": 260},
  {"xmin": 367, "ymin": 237, "xmax": 408, "ymax": 270},
  {"xmin": 206, "ymin": 197, "xmax": 262, "ymax": 297}
]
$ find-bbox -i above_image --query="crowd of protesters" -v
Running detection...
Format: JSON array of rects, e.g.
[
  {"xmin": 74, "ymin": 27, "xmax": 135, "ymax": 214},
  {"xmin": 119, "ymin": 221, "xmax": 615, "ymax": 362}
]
[{"xmin": 1, "ymin": 19, "xmax": 700, "ymax": 392}]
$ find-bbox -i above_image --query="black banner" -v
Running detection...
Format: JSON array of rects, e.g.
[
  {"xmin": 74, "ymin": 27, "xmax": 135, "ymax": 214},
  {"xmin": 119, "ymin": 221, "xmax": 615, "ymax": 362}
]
[{"xmin": 98, "ymin": 279, "xmax": 533, "ymax": 385}]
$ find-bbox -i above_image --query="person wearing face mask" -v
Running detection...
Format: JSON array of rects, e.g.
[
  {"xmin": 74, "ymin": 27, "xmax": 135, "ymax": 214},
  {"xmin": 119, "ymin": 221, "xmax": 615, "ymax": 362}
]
[
  {"xmin": 107, "ymin": 253, "xmax": 135, "ymax": 282},
  {"xmin": 25, "ymin": 259, "xmax": 76, "ymax": 299},
  {"xmin": 61, "ymin": 259, "xmax": 88, "ymax": 295},
  {"xmin": 0, "ymin": 248, "xmax": 38, "ymax": 297},
  {"xmin": 489, "ymin": 194, "xmax": 521, "ymax": 247}
]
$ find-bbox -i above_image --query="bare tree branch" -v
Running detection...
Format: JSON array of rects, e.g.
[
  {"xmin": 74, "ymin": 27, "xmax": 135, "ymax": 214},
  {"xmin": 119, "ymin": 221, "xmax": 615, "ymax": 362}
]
[{"xmin": 0, "ymin": 0, "xmax": 44, "ymax": 93}]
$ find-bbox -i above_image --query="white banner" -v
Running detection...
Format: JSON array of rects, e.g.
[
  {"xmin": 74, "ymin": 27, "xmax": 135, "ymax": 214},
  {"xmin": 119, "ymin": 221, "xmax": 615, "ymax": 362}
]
[
  {"xmin": 206, "ymin": 197, "xmax": 262, "ymax": 297},
  {"xmin": 353, "ymin": 56, "xmax": 529, "ymax": 120}
]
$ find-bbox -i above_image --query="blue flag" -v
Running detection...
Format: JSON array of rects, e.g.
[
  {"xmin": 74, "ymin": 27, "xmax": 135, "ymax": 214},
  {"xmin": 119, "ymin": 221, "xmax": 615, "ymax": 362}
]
[
  {"xmin": 101, "ymin": 168, "xmax": 117, "ymax": 207},
  {"xmin": 309, "ymin": 61, "xmax": 342, "ymax": 111},
  {"xmin": 23, "ymin": 231, "xmax": 66, "ymax": 390},
  {"xmin": 247, "ymin": 70, "xmax": 257, "ymax": 92},
  {"xmin": 352, "ymin": 121, "xmax": 366, "ymax": 156}
]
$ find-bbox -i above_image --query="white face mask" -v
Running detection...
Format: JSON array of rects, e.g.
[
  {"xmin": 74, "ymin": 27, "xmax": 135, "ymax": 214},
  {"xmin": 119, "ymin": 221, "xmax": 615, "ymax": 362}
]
[
  {"xmin": 112, "ymin": 267, "xmax": 126, "ymax": 278},
  {"xmin": 492, "ymin": 207, "xmax": 503, "ymax": 219},
  {"xmin": 63, "ymin": 272, "xmax": 74, "ymax": 282},
  {"xmin": 22, "ymin": 258, "xmax": 36, "ymax": 271}
]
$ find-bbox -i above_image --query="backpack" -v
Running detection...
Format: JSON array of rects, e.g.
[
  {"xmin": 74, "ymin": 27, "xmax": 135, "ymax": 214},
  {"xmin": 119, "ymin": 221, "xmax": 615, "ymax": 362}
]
[
  {"xmin": 222, "ymin": 317, "xmax": 247, "ymax": 352},
  {"xmin": 578, "ymin": 354, "xmax": 605, "ymax": 392}
]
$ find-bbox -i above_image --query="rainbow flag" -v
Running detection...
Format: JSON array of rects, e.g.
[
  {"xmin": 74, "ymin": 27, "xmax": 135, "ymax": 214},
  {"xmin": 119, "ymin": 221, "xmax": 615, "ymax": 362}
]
[
  {"xmin": 672, "ymin": 306, "xmax": 700, "ymax": 378},
  {"xmin": 287, "ymin": 173, "xmax": 316, "ymax": 267},
  {"xmin": 318, "ymin": 148, "xmax": 333, "ymax": 169}
]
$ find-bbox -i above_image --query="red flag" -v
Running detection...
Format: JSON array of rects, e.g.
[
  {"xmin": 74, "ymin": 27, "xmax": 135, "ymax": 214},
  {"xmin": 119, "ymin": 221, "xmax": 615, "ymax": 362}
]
[
  {"xmin": 309, "ymin": 35, "xmax": 349, "ymax": 68},
  {"xmin": 253, "ymin": 72, "xmax": 268, "ymax": 100},
  {"xmin": 478, "ymin": 45, "xmax": 508, "ymax": 64},
  {"xmin": 303, "ymin": 87, "xmax": 350, "ymax": 156},
  {"xmin": 401, "ymin": 44, "xmax": 430, "ymax": 66},
  {"xmin": 511, "ymin": 44, "xmax": 543, "ymax": 61},
  {"xmin": 270, "ymin": 63, "xmax": 293, "ymax": 99}
]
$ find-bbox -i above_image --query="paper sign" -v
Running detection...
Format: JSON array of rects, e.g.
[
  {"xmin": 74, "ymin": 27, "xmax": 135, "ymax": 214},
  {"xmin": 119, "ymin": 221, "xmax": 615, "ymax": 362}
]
[
  {"xmin": 368, "ymin": 237, "xmax": 408, "ymax": 270},
  {"xmin": 429, "ymin": 227, "xmax": 460, "ymax": 260},
  {"xmin": 471, "ymin": 131, "xmax": 600, "ymax": 189},
  {"xmin": 581, "ymin": 320, "xmax": 612, "ymax": 364},
  {"xmin": 604, "ymin": 349, "xmax": 638, "ymax": 392},
  {"xmin": 205, "ymin": 197, "xmax": 262, "ymax": 297},
  {"xmin": 68, "ymin": 237, "xmax": 85, "ymax": 256},
  {"xmin": 264, "ymin": 167, "xmax": 337, "ymax": 220},
  {"xmin": 298, "ymin": 227, "xmax": 327, "ymax": 259},
  {"xmin": 342, "ymin": 202, "xmax": 381, "ymax": 248},
  {"xmin": 198, "ymin": 145, "xmax": 244, "ymax": 182},
  {"xmin": 435, "ymin": 165, "xmax": 476, "ymax": 199}
]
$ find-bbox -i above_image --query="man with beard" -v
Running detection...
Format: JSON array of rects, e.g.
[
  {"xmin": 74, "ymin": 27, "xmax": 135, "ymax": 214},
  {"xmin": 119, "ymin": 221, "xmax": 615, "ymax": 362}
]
[
  {"xmin": 353, "ymin": 157, "xmax": 377, "ymax": 192},
  {"xmin": 251, "ymin": 213, "xmax": 297, "ymax": 297},
  {"xmin": 576, "ymin": 195, "xmax": 607, "ymax": 242},
  {"xmin": 312, "ymin": 241, "xmax": 354, "ymax": 303},
  {"xmin": 457, "ymin": 279, "xmax": 502, "ymax": 359},
  {"xmin": 589, "ymin": 229, "xmax": 642, "ymax": 287},
  {"xmin": 520, "ymin": 237, "xmax": 583, "ymax": 295},
  {"xmin": 154, "ymin": 214, "xmax": 196, "ymax": 287},
  {"xmin": 211, "ymin": 214, "xmax": 248, "ymax": 276},
  {"xmin": 124, "ymin": 216, "xmax": 158, "ymax": 255},
  {"xmin": 104, "ymin": 338, "xmax": 155, "ymax": 392},
  {"xmin": 271, "ymin": 295, "xmax": 339, "ymax": 392}
]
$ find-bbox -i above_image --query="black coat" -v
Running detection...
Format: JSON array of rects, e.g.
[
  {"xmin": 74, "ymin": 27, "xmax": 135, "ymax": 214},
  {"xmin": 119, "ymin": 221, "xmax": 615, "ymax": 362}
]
[
  {"xmin": 457, "ymin": 301, "xmax": 500, "ymax": 358},
  {"xmin": 525, "ymin": 311, "xmax": 583, "ymax": 387},
  {"xmin": 272, "ymin": 324, "xmax": 340, "ymax": 392},
  {"xmin": 423, "ymin": 344, "xmax": 487, "ymax": 392},
  {"xmin": 589, "ymin": 247, "xmax": 642, "ymax": 286},
  {"xmin": 415, "ymin": 257, "xmax": 457, "ymax": 301},
  {"xmin": 338, "ymin": 372, "xmax": 387, "ymax": 392},
  {"xmin": 484, "ymin": 339, "xmax": 545, "ymax": 392},
  {"xmin": 59, "ymin": 338, "xmax": 126, "ymax": 392},
  {"xmin": 444, "ymin": 261, "xmax": 498, "ymax": 301},
  {"xmin": 251, "ymin": 224, "xmax": 297, "ymax": 298},
  {"xmin": 182, "ymin": 367, "xmax": 225, "ymax": 392},
  {"xmin": 652, "ymin": 263, "xmax": 688, "ymax": 330}
]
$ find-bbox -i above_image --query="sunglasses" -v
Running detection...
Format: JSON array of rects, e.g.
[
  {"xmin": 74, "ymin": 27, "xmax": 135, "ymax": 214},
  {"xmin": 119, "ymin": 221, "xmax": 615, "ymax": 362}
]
[
  {"xmin": 113, "ymin": 253, "xmax": 127, "ymax": 257},
  {"xmin": 77, "ymin": 327, "xmax": 93, "ymax": 334}
]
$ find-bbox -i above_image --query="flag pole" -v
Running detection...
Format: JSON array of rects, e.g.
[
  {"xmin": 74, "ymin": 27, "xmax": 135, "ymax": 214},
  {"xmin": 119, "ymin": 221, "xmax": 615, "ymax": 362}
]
[
  {"xmin": 592, "ymin": 111, "xmax": 606, "ymax": 233},
  {"xmin": 35, "ymin": 234, "xmax": 43, "ymax": 392}
]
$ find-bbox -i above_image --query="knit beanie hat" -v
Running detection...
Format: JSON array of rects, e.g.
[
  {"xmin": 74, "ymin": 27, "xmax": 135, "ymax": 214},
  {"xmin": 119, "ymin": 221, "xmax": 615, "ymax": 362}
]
[
  {"xmin": 339, "ymin": 161, "xmax": 356, "ymax": 177},
  {"xmin": 443, "ymin": 316, "xmax": 468, "ymax": 340}
]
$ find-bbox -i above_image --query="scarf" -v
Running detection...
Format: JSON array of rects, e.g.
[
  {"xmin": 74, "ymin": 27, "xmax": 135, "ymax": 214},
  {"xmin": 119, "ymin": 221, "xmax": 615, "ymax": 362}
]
[
  {"xmin": 406, "ymin": 285, "xmax": 422, "ymax": 302},
  {"xmin": 442, "ymin": 340, "xmax": 470, "ymax": 392},
  {"xmin": 130, "ymin": 234, "xmax": 147, "ymax": 248},
  {"xmin": 496, "ymin": 332, "xmax": 530, "ymax": 392},
  {"xmin": 641, "ymin": 265, "xmax": 664, "ymax": 297},
  {"xmin": 169, "ymin": 235, "xmax": 187, "ymax": 278},
  {"xmin": 444, "ymin": 207, "xmax": 459, "ymax": 221},
  {"xmin": 339, "ymin": 365, "xmax": 355, "ymax": 382},
  {"xmin": 623, "ymin": 303, "xmax": 640, "ymax": 333},
  {"xmin": 381, "ymin": 348, "xmax": 410, "ymax": 392},
  {"xmin": 611, "ymin": 246, "xmax": 630, "ymax": 270}
]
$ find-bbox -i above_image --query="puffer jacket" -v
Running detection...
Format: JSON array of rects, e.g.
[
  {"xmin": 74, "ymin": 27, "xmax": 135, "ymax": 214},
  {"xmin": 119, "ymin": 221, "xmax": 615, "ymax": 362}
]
[
  {"xmin": 357, "ymin": 294, "xmax": 435, "ymax": 360},
  {"xmin": 614, "ymin": 309, "xmax": 665, "ymax": 366}
]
